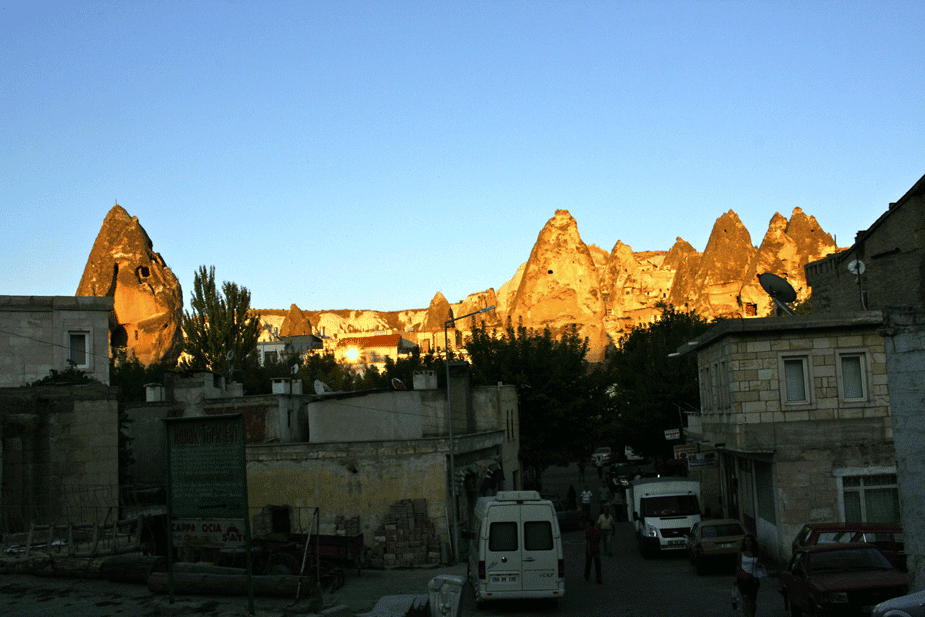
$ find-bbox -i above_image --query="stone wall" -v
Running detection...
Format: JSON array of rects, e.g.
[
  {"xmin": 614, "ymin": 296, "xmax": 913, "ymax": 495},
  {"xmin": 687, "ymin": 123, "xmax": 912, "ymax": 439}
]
[
  {"xmin": 881, "ymin": 307, "xmax": 925, "ymax": 591},
  {"xmin": 0, "ymin": 385, "xmax": 118, "ymax": 531}
]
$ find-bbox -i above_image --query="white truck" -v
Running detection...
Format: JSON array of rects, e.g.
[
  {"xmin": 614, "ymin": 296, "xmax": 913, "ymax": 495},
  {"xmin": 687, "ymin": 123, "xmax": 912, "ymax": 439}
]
[{"xmin": 627, "ymin": 477, "xmax": 701, "ymax": 558}]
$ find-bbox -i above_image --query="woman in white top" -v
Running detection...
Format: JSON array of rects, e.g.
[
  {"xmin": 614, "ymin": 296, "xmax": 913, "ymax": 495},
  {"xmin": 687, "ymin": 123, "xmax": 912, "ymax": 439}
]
[{"xmin": 736, "ymin": 534, "xmax": 761, "ymax": 617}]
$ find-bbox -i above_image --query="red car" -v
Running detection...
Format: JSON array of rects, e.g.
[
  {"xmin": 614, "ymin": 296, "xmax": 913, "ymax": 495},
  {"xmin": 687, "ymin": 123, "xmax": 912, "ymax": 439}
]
[
  {"xmin": 779, "ymin": 544, "xmax": 908, "ymax": 617},
  {"xmin": 791, "ymin": 522, "xmax": 906, "ymax": 571}
]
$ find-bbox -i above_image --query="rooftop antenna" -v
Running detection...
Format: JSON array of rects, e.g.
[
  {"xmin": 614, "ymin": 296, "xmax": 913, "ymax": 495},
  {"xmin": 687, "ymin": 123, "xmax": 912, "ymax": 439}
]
[
  {"xmin": 291, "ymin": 363, "xmax": 299, "ymax": 375},
  {"xmin": 391, "ymin": 377, "xmax": 407, "ymax": 390},
  {"xmin": 314, "ymin": 379, "xmax": 333, "ymax": 395},
  {"xmin": 758, "ymin": 272, "xmax": 797, "ymax": 316}
]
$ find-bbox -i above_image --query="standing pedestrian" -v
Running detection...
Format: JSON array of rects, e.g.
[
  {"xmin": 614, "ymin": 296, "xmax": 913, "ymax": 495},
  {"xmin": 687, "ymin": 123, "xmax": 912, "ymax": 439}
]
[
  {"xmin": 584, "ymin": 520, "xmax": 602, "ymax": 584},
  {"xmin": 597, "ymin": 482, "xmax": 612, "ymax": 513},
  {"xmin": 736, "ymin": 534, "xmax": 766, "ymax": 617},
  {"xmin": 596, "ymin": 505, "xmax": 616, "ymax": 556},
  {"xmin": 580, "ymin": 485, "xmax": 593, "ymax": 523},
  {"xmin": 566, "ymin": 484, "xmax": 578, "ymax": 511}
]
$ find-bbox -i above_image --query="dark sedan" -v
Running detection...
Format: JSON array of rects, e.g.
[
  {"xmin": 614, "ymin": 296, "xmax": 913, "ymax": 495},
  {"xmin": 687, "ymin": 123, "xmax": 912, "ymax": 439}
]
[{"xmin": 779, "ymin": 544, "xmax": 908, "ymax": 616}]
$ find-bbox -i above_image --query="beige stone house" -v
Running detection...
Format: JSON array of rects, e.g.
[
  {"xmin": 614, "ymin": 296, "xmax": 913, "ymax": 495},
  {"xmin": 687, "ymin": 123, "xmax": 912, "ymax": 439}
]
[{"xmin": 680, "ymin": 312, "xmax": 897, "ymax": 565}]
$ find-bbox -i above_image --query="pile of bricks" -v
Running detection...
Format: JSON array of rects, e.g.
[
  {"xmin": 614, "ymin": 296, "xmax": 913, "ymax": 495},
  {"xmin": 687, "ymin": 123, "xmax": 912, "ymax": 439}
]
[
  {"xmin": 369, "ymin": 498, "xmax": 443, "ymax": 568},
  {"xmin": 333, "ymin": 514, "xmax": 361, "ymax": 536}
]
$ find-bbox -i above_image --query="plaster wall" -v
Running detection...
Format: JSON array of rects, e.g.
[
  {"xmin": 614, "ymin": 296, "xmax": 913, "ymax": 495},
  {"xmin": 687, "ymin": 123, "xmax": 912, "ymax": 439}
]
[
  {"xmin": 308, "ymin": 391, "xmax": 423, "ymax": 442},
  {"xmin": 246, "ymin": 439, "xmax": 449, "ymax": 546}
]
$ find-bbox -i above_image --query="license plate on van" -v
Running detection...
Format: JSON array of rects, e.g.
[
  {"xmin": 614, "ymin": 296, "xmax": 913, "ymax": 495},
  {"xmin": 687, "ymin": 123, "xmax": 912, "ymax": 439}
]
[{"xmin": 491, "ymin": 575, "xmax": 518, "ymax": 583}]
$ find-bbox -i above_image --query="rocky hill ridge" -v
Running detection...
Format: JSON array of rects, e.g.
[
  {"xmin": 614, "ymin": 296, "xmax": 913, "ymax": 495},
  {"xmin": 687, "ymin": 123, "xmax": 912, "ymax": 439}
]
[{"xmin": 79, "ymin": 205, "xmax": 839, "ymax": 364}]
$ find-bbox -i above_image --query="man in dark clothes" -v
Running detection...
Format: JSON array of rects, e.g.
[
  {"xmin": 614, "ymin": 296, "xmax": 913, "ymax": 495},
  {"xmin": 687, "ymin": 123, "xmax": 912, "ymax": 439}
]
[{"xmin": 584, "ymin": 520, "xmax": 602, "ymax": 583}]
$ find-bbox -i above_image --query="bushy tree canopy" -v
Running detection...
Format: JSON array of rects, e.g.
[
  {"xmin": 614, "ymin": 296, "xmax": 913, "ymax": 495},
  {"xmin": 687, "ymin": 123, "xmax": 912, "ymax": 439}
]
[
  {"xmin": 465, "ymin": 320, "xmax": 605, "ymax": 484},
  {"xmin": 180, "ymin": 265, "xmax": 261, "ymax": 378},
  {"xmin": 603, "ymin": 304, "xmax": 712, "ymax": 462}
]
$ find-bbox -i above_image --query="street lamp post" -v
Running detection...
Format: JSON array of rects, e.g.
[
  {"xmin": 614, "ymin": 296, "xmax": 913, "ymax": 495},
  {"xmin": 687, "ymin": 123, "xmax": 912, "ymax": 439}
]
[{"xmin": 444, "ymin": 304, "xmax": 495, "ymax": 563}]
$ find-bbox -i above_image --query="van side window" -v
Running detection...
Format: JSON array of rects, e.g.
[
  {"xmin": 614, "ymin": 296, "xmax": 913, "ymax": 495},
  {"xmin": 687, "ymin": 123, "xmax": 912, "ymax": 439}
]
[
  {"xmin": 524, "ymin": 521, "xmax": 553, "ymax": 551},
  {"xmin": 489, "ymin": 522, "xmax": 518, "ymax": 552}
]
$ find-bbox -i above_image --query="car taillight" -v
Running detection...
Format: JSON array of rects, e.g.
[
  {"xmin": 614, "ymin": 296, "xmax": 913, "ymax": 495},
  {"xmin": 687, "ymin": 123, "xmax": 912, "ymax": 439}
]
[
  {"xmin": 558, "ymin": 558, "xmax": 565, "ymax": 578},
  {"xmin": 478, "ymin": 560, "xmax": 486, "ymax": 580}
]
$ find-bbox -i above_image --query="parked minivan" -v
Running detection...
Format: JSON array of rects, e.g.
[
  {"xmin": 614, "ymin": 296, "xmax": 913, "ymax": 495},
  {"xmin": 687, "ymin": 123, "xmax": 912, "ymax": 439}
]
[
  {"xmin": 467, "ymin": 490, "xmax": 565, "ymax": 606},
  {"xmin": 792, "ymin": 522, "xmax": 906, "ymax": 570}
]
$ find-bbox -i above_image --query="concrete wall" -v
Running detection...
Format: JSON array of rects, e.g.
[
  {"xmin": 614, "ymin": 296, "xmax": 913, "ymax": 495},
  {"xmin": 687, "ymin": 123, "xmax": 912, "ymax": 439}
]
[
  {"xmin": 308, "ymin": 391, "xmax": 424, "ymax": 442},
  {"xmin": 881, "ymin": 307, "xmax": 925, "ymax": 591},
  {"xmin": 0, "ymin": 296, "xmax": 113, "ymax": 386}
]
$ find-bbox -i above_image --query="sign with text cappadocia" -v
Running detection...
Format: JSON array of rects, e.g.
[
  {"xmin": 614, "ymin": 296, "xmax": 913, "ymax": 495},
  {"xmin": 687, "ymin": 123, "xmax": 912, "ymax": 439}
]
[{"xmin": 164, "ymin": 414, "xmax": 248, "ymax": 544}]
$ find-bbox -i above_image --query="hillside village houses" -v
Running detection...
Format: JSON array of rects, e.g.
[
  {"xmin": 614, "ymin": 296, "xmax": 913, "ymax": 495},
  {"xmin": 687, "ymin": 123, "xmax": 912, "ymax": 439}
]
[{"xmin": 679, "ymin": 172, "xmax": 925, "ymax": 589}]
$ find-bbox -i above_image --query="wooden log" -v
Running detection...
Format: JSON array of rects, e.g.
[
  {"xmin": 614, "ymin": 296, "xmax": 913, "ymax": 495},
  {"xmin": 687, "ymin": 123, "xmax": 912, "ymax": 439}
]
[{"xmin": 147, "ymin": 571, "xmax": 319, "ymax": 597}]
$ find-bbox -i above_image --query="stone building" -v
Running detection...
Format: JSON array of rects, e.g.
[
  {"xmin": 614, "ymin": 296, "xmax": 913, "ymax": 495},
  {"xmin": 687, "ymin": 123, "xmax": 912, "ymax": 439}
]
[
  {"xmin": 806, "ymin": 172, "xmax": 925, "ymax": 313},
  {"xmin": 125, "ymin": 366, "xmax": 520, "ymax": 562},
  {"xmin": 680, "ymin": 313, "xmax": 896, "ymax": 565},
  {"xmin": 0, "ymin": 295, "xmax": 113, "ymax": 387}
]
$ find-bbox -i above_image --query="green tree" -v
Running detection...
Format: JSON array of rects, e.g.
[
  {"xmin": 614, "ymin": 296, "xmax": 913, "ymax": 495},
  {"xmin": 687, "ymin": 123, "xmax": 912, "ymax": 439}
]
[
  {"xmin": 604, "ymin": 304, "xmax": 712, "ymax": 465},
  {"xmin": 465, "ymin": 319, "xmax": 605, "ymax": 487},
  {"xmin": 180, "ymin": 266, "xmax": 261, "ymax": 380}
]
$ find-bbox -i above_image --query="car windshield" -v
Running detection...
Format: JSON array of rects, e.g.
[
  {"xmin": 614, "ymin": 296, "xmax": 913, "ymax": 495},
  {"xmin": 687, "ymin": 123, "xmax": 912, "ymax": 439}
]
[
  {"xmin": 641, "ymin": 495, "xmax": 700, "ymax": 517},
  {"xmin": 809, "ymin": 548, "xmax": 894, "ymax": 573}
]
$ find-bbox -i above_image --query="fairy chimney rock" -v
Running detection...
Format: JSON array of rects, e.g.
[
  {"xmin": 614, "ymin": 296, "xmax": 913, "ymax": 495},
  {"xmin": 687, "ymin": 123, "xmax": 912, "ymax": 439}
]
[{"xmin": 76, "ymin": 204, "xmax": 184, "ymax": 365}]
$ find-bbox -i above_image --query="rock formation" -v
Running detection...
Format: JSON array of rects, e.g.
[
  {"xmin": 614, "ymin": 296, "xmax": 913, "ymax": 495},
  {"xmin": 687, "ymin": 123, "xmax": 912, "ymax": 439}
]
[
  {"xmin": 279, "ymin": 304, "xmax": 313, "ymax": 337},
  {"xmin": 76, "ymin": 204, "xmax": 183, "ymax": 365},
  {"xmin": 247, "ymin": 207, "xmax": 839, "ymax": 365},
  {"xmin": 507, "ymin": 210, "xmax": 610, "ymax": 359}
]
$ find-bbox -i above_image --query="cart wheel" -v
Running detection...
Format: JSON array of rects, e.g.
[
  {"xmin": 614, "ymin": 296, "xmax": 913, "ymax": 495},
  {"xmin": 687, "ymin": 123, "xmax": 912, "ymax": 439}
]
[{"xmin": 263, "ymin": 552, "xmax": 301, "ymax": 576}]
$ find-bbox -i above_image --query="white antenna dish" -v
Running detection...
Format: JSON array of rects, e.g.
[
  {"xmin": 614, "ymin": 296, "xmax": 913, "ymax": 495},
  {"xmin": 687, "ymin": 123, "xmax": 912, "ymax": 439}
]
[
  {"xmin": 847, "ymin": 260, "xmax": 866, "ymax": 275},
  {"xmin": 758, "ymin": 272, "xmax": 797, "ymax": 316},
  {"xmin": 314, "ymin": 380, "xmax": 333, "ymax": 395},
  {"xmin": 391, "ymin": 378, "xmax": 407, "ymax": 390},
  {"xmin": 226, "ymin": 350, "xmax": 235, "ymax": 361},
  {"xmin": 291, "ymin": 363, "xmax": 299, "ymax": 375}
]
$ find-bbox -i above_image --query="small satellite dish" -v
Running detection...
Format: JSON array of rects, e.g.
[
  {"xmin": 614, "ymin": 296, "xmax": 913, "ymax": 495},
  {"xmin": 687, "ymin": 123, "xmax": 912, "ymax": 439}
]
[
  {"xmin": 758, "ymin": 272, "xmax": 797, "ymax": 316},
  {"xmin": 847, "ymin": 260, "xmax": 866, "ymax": 276},
  {"xmin": 291, "ymin": 363, "xmax": 299, "ymax": 375},
  {"xmin": 314, "ymin": 380, "xmax": 333, "ymax": 395},
  {"xmin": 226, "ymin": 350, "xmax": 235, "ymax": 361},
  {"xmin": 391, "ymin": 378, "xmax": 407, "ymax": 390}
]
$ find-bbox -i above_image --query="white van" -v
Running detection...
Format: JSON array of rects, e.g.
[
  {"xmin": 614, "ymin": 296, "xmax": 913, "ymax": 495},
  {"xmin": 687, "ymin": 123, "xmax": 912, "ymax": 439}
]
[{"xmin": 467, "ymin": 490, "xmax": 565, "ymax": 606}]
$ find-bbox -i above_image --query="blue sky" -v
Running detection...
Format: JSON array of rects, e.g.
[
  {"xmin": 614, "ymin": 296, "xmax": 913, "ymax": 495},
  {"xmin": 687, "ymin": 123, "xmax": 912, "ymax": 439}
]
[{"xmin": 3, "ymin": 1, "xmax": 923, "ymax": 312}]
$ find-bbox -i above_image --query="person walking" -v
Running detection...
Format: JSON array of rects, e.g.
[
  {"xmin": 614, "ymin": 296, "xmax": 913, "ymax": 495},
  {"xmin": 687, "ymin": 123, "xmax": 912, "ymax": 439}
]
[
  {"xmin": 736, "ymin": 534, "xmax": 766, "ymax": 617},
  {"xmin": 596, "ymin": 505, "xmax": 616, "ymax": 556},
  {"xmin": 584, "ymin": 520, "xmax": 603, "ymax": 584},
  {"xmin": 580, "ymin": 485, "xmax": 593, "ymax": 523}
]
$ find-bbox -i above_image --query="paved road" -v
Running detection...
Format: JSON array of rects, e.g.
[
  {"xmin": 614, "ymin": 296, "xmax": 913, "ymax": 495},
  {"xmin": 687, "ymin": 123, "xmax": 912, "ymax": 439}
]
[{"xmin": 1, "ymin": 463, "xmax": 787, "ymax": 617}]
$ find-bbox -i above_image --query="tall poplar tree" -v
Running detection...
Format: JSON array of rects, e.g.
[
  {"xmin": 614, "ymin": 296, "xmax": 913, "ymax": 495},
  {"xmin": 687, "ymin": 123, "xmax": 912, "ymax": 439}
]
[{"xmin": 180, "ymin": 265, "xmax": 261, "ymax": 378}]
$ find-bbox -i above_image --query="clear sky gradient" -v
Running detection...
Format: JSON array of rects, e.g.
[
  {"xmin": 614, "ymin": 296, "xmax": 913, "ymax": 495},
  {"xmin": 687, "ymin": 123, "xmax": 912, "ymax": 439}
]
[{"xmin": 3, "ymin": 1, "xmax": 924, "ymax": 312}]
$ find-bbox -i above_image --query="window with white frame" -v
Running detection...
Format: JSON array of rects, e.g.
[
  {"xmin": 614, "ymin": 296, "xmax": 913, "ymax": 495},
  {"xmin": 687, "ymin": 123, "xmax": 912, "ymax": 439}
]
[
  {"xmin": 781, "ymin": 355, "xmax": 811, "ymax": 404},
  {"xmin": 68, "ymin": 331, "xmax": 90, "ymax": 369},
  {"xmin": 841, "ymin": 473, "xmax": 900, "ymax": 523},
  {"xmin": 838, "ymin": 352, "xmax": 868, "ymax": 401}
]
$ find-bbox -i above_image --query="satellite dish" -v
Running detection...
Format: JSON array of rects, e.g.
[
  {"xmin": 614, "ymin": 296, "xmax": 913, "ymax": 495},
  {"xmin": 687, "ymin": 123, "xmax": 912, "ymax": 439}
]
[
  {"xmin": 391, "ymin": 378, "xmax": 407, "ymax": 390},
  {"xmin": 291, "ymin": 363, "xmax": 299, "ymax": 375},
  {"xmin": 314, "ymin": 380, "xmax": 333, "ymax": 395},
  {"xmin": 847, "ymin": 260, "xmax": 866, "ymax": 275},
  {"xmin": 226, "ymin": 350, "xmax": 235, "ymax": 361},
  {"xmin": 758, "ymin": 272, "xmax": 797, "ymax": 316}
]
